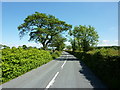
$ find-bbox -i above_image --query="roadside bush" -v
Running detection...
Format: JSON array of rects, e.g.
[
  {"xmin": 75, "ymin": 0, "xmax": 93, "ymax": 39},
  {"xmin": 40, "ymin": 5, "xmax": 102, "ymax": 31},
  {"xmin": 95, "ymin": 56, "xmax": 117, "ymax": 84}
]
[
  {"xmin": 50, "ymin": 51, "xmax": 61, "ymax": 59},
  {"xmin": 1, "ymin": 48, "xmax": 53, "ymax": 84},
  {"xmin": 67, "ymin": 48, "xmax": 120, "ymax": 88}
]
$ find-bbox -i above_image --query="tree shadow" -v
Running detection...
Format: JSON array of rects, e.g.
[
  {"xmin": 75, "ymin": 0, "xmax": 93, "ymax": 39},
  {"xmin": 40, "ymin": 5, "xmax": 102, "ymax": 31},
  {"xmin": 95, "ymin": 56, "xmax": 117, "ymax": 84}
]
[
  {"xmin": 54, "ymin": 54, "xmax": 79, "ymax": 61},
  {"xmin": 54, "ymin": 52, "xmax": 108, "ymax": 89},
  {"xmin": 79, "ymin": 60, "xmax": 107, "ymax": 89},
  {"xmin": 56, "ymin": 58, "xmax": 79, "ymax": 61}
]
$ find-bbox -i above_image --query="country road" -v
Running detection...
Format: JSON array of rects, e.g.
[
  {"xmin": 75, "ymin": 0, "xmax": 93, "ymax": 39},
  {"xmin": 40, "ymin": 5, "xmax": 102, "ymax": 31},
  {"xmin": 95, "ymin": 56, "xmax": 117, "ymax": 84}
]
[{"xmin": 1, "ymin": 51, "xmax": 106, "ymax": 89}]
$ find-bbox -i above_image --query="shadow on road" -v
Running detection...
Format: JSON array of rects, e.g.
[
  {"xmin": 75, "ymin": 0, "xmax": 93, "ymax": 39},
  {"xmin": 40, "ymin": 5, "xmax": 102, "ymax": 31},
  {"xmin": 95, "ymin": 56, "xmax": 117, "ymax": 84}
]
[
  {"xmin": 55, "ymin": 54, "xmax": 79, "ymax": 61},
  {"xmin": 79, "ymin": 60, "xmax": 107, "ymax": 89},
  {"xmin": 55, "ymin": 52, "xmax": 107, "ymax": 88},
  {"xmin": 55, "ymin": 58, "xmax": 79, "ymax": 61}
]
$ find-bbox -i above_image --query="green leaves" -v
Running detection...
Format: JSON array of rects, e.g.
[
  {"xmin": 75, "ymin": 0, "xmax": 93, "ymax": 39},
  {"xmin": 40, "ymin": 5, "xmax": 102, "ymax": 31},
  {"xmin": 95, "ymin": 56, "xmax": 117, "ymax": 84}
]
[
  {"xmin": 69, "ymin": 25, "xmax": 99, "ymax": 52},
  {"xmin": 68, "ymin": 49, "xmax": 120, "ymax": 88},
  {"xmin": 1, "ymin": 47, "xmax": 53, "ymax": 84},
  {"xmin": 1, "ymin": 47, "xmax": 62, "ymax": 84},
  {"xmin": 18, "ymin": 12, "xmax": 72, "ymax": 50},
  {"xmin": 49, "ymin": 34, "xmax": 66, "ymax": 51}
]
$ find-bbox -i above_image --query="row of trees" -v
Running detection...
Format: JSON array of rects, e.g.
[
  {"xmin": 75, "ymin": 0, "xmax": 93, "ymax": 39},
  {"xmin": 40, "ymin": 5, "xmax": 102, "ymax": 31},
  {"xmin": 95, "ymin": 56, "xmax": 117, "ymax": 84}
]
[{"xmin": 18, "ymin": 12, "xmax": 99, "ymax": 51}]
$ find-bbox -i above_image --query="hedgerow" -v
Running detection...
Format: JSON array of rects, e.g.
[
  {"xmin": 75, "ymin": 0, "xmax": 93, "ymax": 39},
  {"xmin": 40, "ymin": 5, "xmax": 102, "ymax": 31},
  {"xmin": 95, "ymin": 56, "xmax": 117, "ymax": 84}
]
[
  {"xmin": 67, "ymin": 48, "xmax": 120, "ymax": 88},
  {"xmin": 1, "ymin": 47, "xmax": 61, "ymax": 84},
  {"xmin": 50, "ymin": 51, "xmax": 62, "ymax": 59}
]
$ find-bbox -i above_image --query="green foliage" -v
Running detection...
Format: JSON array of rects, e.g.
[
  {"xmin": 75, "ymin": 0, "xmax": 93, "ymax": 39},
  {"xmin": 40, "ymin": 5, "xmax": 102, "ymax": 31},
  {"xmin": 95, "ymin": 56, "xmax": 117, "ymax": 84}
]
[
  {"xmin": 95, "ymin": 46, "xmax": 120, "ymax": 50},
  {"xmin": 22, "ymin": 45, "xmax": 27, "ymax": 49},
  {"xmin": 68, "ymin": 48, "xmax": 120, "ymax": 88},
  {"xmin": 0, "ymin": 44, "xmax": 10, "ymax": 49},
  {"xmin": 50, "ymin": 51, "xmax": 62, "ymax": 59},
  {"xmin": 69, "ymin": 38, "xmax": 79, "ymax": 52},
  {"xmin": 1, "ymin": 47, "xmax": 54, "ymax": 84},
  {"xmin": 69, "ymin": 25, "xmax": 99, "ymax": 52},
  {"xmin": 88, "ymin": 48, "xmax": 119, "ymax": 56},
  {"xmin": 18, "ymin": 12, "xmax": 72, "ymax": 50},
  {"xmin": 49, "ymin": 34, "xmax": 66, "ymax": 51},
  {"xmin": 66, "ymin": 45, "xmax": 72, "ymax": 51}
]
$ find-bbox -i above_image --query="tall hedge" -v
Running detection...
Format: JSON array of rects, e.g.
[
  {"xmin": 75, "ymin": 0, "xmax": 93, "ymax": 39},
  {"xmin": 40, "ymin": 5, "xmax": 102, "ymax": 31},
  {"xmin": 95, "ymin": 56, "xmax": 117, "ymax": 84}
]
[
  {"xmin": 1, "ymin": 47, "xmax": 53, "ymax": 83},
  {"xmin": 67, "ymin": 48, "xmax": 120, "ymax": 88}
]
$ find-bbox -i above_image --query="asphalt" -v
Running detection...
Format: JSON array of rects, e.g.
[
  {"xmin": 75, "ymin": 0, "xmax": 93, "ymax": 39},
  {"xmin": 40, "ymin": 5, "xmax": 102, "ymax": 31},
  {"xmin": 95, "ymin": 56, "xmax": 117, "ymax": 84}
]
[{"xmin": 1, "ymin": 51, "xmax": 107, "ymax": 89}]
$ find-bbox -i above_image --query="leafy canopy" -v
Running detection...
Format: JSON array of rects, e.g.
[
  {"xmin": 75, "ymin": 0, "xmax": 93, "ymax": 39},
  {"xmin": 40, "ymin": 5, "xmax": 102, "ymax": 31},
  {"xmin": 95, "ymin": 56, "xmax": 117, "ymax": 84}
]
[
  {"xmin": 49, "ymin": 34, "xmax": 67, "ymax": 51},
  {"xmin": 18, "ymin": 12, "xmax": 72, "ymax": 49},
  {"xmin": 69, "ymin": 25, "xmax": 99, "ymax": 51}
]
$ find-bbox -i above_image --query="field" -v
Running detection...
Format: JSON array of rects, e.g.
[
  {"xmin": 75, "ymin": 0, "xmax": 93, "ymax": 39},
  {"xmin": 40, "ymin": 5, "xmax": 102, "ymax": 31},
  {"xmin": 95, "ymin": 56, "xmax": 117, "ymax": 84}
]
[
  {"xmin": 1, "ymin": 47, "xmax": 61, "ymax": 84},
  {"xmin": 67, "ymin": 47, "xmax": 120, "ymax": 88}
]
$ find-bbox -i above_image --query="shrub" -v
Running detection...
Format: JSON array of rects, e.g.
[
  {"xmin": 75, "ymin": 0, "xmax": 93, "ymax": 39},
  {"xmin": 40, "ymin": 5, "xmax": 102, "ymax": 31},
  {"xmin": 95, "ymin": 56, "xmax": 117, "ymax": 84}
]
[
  {"xmin": 67, "ymin": 48, "xmax": 120, "ymax": 88},
  {"xmin": 50, "ymin": 51, "xmax": 61, "ymax": 59},
  {"xmin": 1, "ymin": 48, "xmax": 53, "ymax": 84}
]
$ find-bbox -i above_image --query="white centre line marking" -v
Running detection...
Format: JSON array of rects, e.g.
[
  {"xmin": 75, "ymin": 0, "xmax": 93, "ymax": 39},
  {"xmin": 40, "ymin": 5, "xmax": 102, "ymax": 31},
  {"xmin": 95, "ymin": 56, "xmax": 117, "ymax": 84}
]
[
  {"xmin": 45, "ymin": 72, "xmax": 59, "ymax": 89},
  {"xmin": 61, "ymin": 60, "xmax": 66, "ymax": 69},
  {"xmin": 61, "ymin": 54, "xmax": 67, "ymax": 69},
  {"xmin": 45, "ymin": 52, "xmax": 68, "ymax": 90}
]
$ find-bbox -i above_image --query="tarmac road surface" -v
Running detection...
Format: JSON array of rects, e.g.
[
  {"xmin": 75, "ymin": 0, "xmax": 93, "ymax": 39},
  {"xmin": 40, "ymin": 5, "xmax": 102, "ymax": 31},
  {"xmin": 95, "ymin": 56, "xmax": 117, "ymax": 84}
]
[{"xmin": 1, "ymin": 51, "xmax": 106, "ymax": 89}]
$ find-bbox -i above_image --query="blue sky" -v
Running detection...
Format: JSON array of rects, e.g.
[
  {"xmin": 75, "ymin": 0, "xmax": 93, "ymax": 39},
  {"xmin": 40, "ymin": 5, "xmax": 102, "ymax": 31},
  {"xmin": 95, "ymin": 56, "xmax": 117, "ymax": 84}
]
[{"xmin": 2, "ymin": 2, "xmax": 118, "ymax": 47}]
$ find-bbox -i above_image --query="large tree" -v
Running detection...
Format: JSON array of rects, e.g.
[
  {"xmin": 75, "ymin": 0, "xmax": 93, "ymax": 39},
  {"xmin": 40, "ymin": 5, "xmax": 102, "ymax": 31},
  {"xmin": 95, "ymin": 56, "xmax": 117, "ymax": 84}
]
[
  {"xmin": 18, "ymin": 12, "xmax": 72, "ymax": 50},
  {"xmin": 69, "ymin": 38, "xmax": 77, "ymax": 51},
  {"xmin": 69, "ymin": 25, "xmax": 99, "ymax": 52},
  {"xmin": 66, "ymin": 45, "xmax": 72, "ymax": 51},
  {"xmin": 49, "ymin": 34, "xmax": 66, "ymax": 51}
]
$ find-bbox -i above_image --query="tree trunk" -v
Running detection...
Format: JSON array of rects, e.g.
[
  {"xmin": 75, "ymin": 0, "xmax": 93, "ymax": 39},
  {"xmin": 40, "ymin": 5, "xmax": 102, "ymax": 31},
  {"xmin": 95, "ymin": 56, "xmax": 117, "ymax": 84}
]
[
  {"xmin": 73, "ymin": 38, "xmax": 76, "ymax": 52},
  {"xmin": 42, "ymin": 43, "xmax": 47, "ymax": 50}
]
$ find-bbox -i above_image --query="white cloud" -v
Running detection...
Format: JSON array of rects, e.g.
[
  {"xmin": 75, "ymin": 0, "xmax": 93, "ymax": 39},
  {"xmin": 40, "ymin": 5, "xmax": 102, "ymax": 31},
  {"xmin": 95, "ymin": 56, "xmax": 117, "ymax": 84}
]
[
  {"xmin": 23, "ymin": 43, "xmax": 42, "ymax": 48},
  {"xmin": 2, "ymin": 42, "xmax": 42, "ymax": 48},
  {"xmin": 2, "ymin": 40, "xmax": 118, "ymax": 48},
  {"xmin": 65, "ymin": 40, "xmax": 119, "ymax": 46},
  {"xmin": 102, "ymin": 40, "xmax": 110, "ymax": 43},
  {"xmin": 98, "ymin": 40, "xmax": 118, "ymax": 46},
  {"xmin": 64, "ymin": 41, "xmax": 71, "ymax": 46}
]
